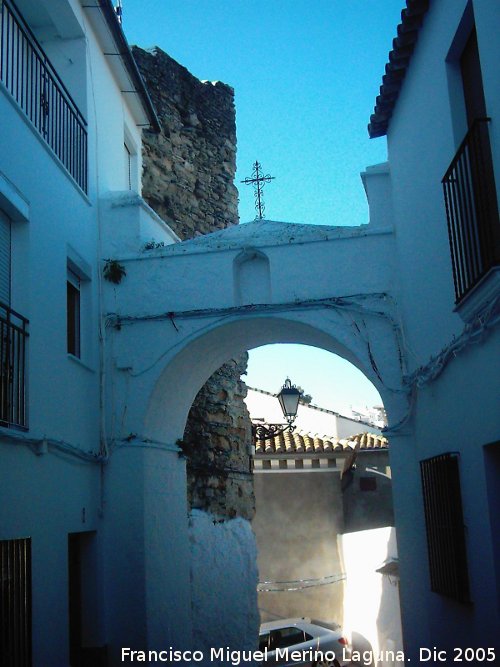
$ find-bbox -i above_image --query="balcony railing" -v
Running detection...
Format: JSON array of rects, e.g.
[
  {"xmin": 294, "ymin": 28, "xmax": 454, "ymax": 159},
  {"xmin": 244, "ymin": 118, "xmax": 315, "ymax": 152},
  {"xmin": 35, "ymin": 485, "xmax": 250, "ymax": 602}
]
[
  {"xmin": 442, "ymin": 118, "xmax": 500, "ymax": 303},
  {"xmin": 0, "ymin": 0, "xmax": 88, "ymax": 193},
  {"xmin": 0, "ymin": 301, "xmax": 28, "ymax": 429}
]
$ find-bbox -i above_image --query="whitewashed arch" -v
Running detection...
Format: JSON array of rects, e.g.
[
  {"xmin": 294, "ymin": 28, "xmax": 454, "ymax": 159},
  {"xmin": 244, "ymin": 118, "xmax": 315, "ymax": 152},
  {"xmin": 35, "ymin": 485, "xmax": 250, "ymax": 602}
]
[
  {"xmin": 142, "ymin": 311, "xmax": 406, "ymax": 445},
  {"xmin": 104, "ymin": 220, "xmax": 405, "ymax": 446},
  {"xmin": 101, "ymin": 219, "xmax": 406, "ymax": 653}
]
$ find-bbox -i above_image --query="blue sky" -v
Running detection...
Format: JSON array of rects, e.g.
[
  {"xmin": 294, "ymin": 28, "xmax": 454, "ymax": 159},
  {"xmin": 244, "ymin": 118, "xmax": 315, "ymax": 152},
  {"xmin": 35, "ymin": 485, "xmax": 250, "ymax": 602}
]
[{"xmin": 123, "ymin": 0, "xmax": 404, "ymax": 412}]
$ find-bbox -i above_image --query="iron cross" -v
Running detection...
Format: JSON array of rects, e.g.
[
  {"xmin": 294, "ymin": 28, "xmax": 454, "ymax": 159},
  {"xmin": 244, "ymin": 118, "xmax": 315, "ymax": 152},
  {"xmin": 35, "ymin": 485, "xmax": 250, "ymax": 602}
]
[{"xmin": 241, "ymin": 161, "xmax": 275, "ymax": 220}]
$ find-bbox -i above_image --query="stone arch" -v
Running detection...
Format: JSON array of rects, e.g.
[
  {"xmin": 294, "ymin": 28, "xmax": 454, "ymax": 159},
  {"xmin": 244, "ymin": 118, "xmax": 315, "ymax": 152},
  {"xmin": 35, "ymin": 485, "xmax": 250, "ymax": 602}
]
[
  {"xmin": 143, "ymin": 312, "xmax": 404, "ymax": 445},
  {"xmin": 104, "ymin": 305, "xmax": 407, "ymax": 654}
]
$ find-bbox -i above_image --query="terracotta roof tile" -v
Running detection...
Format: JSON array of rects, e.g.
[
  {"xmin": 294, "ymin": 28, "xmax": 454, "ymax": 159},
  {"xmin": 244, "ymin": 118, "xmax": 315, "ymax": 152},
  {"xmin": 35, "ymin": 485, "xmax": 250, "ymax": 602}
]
[
  {"xmin": 294, "ymin": 433, "xmax": 305, "ymax": 453},
  {"xmin": 323, "ymin": 439, "xmax": 334, "ymax": 453},
  {"xmin": 254, "ymin": 430, "xmax": 388, "ymax": 456},
  {"xmin": 303, "ymin": 434, "xmax": 315, "ymax": 453},
  {"xmin": 368, "ymin": 0, "xmax": 429, "ymax": 138}
]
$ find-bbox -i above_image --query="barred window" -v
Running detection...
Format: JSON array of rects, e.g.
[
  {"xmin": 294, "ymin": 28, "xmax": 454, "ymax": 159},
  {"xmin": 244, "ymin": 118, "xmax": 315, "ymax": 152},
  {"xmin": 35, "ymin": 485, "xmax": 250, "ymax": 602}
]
[
  {"xmin": 420, "ymin": 453, "xmax": 470, "ymax": 602},
  {"xmin": 0, "ymin": 537, "xmax": 32, "ymax": 666}
]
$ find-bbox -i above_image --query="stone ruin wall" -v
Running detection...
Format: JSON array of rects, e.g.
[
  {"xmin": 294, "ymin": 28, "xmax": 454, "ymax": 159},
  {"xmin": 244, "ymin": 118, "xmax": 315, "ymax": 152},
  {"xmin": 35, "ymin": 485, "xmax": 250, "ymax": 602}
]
[
  {"xmin": 133, "ymin": 46, "xmax": 254, "ymax": 520},
  {"xmin": 132, "ymin": 46, "xmax": 238, "ymax": 238}
]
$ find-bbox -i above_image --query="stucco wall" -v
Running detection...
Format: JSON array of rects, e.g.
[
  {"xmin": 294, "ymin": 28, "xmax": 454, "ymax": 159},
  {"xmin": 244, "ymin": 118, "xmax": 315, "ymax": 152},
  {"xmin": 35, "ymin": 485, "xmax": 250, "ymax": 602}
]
[
  {"xmin": 189, "ymin": 510, "xmax": 260, "ymax": 663},
  {"xmin": 368, "ymin": 0, "xmax": 500, "ymax": 657},
  {"xmin": 253, "ymin": 470, "xmax": 345, "ymax": 625},
  {"xmin": 342, "ymin": 451, "xmax": 394, "ymax": 533},
  {"xmin": 341, "ymin": 527, "xmax": 403, "ymax": 667},
  {"xmin": 0, "ymin": 1, "xmax": 150, "ymax": 663}
]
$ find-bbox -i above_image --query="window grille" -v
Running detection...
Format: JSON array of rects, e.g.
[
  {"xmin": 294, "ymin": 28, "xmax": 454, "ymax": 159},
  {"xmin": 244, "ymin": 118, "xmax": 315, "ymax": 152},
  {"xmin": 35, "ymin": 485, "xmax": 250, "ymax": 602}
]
[
  {"xmin": 420, "ymin": 453, "xmax": 470, "ymax": 602},
  {"xmin": 0, "ymin": 537, "xmax": 32, "ymax": 666},
  {"xmin": 0, "ymin": 300, "xmax": 28, "ymax": 428}
]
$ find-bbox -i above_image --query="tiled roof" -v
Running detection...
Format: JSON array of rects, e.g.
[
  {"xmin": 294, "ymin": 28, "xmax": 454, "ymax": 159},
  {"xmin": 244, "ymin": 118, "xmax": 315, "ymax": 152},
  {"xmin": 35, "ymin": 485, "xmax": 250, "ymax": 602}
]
[
  {"xmin": 368, "ymin": 0, "xmax": 430, "ymax": 138},
  {"xmin": 254, "ymin": 430, "xmax": 388, "ymax": 456}
]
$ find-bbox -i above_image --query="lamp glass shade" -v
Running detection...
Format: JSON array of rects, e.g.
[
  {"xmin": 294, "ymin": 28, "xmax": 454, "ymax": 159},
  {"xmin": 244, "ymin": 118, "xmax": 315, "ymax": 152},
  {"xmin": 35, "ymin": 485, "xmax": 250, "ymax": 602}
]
[{"xmin": 277, "ymin": 380, "xmax": 300, "ymax": 420}]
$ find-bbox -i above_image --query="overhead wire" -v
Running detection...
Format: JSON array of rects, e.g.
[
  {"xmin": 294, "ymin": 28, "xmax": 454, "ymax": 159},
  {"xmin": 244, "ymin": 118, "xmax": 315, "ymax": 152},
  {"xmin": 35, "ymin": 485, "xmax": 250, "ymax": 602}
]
[{"xmin": 257, "ymin": 573, "xmax": 347, "ymax": 592}]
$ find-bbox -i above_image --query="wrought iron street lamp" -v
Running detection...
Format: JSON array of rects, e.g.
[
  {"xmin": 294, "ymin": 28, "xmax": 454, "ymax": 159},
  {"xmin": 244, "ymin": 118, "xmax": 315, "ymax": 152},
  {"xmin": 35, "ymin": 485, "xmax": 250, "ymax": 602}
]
[{"xmin": 252, "ymin": 379, "xmax": 301, "ymax": 441}]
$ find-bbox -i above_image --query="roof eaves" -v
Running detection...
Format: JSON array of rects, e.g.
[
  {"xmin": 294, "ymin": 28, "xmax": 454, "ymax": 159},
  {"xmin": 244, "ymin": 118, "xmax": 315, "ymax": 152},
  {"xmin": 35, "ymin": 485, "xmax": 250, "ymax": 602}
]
[
  {"xmin": 375, "ymin": 559, "xmax": 400, "ymax": 577},
  {"xmin": 97, "ymin": 0, "xmax": 161, "ymax": 132},
  {"xmin": 253, "ymin": 430, "xmax": 389, "ymax": 456},
  {"xmin": 368, "ymin": 0, "xmax": 430, "ymax": 139}
]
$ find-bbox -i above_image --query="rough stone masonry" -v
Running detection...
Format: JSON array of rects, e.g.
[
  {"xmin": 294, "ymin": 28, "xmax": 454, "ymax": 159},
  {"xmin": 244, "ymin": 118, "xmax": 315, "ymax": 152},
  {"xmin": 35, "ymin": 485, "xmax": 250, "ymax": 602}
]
[
  {"xmin": 133, "ymin": 46, "xmax": 254, "ymax": 520},
  {"xmin": 132, "ymin": 46, "xmax": 239, "ymax": 238}
]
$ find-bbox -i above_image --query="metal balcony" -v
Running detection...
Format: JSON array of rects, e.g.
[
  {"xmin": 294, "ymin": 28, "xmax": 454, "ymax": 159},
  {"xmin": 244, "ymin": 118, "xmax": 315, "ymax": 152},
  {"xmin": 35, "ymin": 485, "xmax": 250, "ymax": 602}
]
[
  {"xmin": 442, "ymin": 118, "xmax": 500, "ymax": 303},
  {"xmin": 0, "ymin": 0, "xmax": 88, "ymax": 193},
  {"xmin": 0, "ymin": 301, "xmax": 28, "ymax": 429}
]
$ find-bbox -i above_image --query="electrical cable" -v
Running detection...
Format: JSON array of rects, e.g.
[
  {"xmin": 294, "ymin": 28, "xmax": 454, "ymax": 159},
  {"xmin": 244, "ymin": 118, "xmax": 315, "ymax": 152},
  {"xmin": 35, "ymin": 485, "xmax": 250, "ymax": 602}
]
[
  {"xmin": 385, "ymin": 293, "xmax": 500, "ymax": 434},
  {"xmin": 110, "ymin": 293, "xmax": 410, "ymax": 397},
  {"xmin": 0, "ymin": 429, "xmax": 106, "ymax": 463},
  {"xmin": 405, "ymin": 293, "xmax": 500, "ymax": 389},
  {"xmin": 187, "ymin": 461, "xmax": 253, "ymax": 479},
  {"xmin": 108, "ymin": 293, "xmax": 397, "ymax": 328},
  {"xmin": 257, "ymin": 573, "xmax": 347, "ymax": 592}
]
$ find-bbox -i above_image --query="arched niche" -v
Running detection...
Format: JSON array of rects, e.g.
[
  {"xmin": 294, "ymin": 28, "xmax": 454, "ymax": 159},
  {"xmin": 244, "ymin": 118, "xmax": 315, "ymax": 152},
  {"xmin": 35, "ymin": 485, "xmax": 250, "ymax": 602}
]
[{"xmin": 233, "ymin": 248, "xmax": 272, "ymax": 305}]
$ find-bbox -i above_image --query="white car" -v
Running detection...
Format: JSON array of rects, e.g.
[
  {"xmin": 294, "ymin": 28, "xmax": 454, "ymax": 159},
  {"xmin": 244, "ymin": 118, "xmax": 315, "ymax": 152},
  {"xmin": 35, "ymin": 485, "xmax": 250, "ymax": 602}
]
[{"xmin": 258, "ymin": 618, "xmax": 351, "ymax": 667}]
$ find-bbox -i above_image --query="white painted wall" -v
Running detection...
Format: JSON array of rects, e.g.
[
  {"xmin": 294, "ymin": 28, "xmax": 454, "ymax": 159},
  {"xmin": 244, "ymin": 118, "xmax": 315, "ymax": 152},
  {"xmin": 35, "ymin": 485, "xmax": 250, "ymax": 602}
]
[
  {"xmin": 366, "ymin": 0, "xmax": 500, "ymax": 658},
  {"xmin": 0, "ymin": 1, "xmax": 166, "ymax": 664},
  {"xmin": 99, "ymin": 217, "xmax": 408, "ymax": 664},
  {"xmin": 189, "ymin": 510, "xmax": 260, "ymax": 664},
  {"xmin": 99, "ymin": 192, "xmax": 180, "ymax": 257},
  {"xmin": 83, "ymin": 16, "xmax": 144, "ymax": 196},
  {"xmin": 340, "ymin": 528, "xmax": 403, "ymax": 667}
]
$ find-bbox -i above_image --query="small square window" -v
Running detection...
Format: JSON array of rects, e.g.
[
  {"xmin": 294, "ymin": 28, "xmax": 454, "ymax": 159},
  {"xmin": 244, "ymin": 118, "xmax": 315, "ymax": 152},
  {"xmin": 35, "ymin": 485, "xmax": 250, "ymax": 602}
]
[
  {"xmin": 124, "ymin": 142, "xmax": 132, "ymax": 190},
  {"xmin": 123, "ymin": 126, "xmax": 138, "ymax": 192},
  {"xmin": 67, "ymin": 268, "xmax": 81, "ymax": 358},
  {"xmin": 360, "ymin": 476, "xmax": 377, "ymax": 491}
]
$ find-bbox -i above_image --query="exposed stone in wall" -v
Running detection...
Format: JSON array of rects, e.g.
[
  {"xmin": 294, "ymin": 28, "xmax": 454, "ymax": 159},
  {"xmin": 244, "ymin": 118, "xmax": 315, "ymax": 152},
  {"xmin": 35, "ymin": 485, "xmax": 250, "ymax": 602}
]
[
  {"xmin": 132, "ymin": 46, "xmax": 239, "ymax": 239},
  {"xmin": 182, "ymin": 356, "xmax": 254, "ymax": 520},
  {"xmin": 134, "ymin": 46, "xmax": 253, "ymax": 519}
]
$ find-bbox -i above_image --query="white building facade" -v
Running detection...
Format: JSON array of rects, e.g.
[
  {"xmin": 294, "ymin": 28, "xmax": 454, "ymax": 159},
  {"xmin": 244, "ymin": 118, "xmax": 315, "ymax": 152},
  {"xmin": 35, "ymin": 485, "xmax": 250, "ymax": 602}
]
[
  {"xmin": 367, "ymin": 0, "xmax": 500, "ymax": 659},
  {"xmin": 0, "ymin": 1, "xmax": 172, "ymax": 664}
]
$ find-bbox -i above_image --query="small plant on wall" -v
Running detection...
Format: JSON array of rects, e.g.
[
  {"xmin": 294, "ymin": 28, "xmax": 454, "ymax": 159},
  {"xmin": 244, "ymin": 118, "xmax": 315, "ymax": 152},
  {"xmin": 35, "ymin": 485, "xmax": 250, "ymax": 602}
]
[{"xmin": 103, "ymin": 259, "xmax": 126, "ymax": 284}]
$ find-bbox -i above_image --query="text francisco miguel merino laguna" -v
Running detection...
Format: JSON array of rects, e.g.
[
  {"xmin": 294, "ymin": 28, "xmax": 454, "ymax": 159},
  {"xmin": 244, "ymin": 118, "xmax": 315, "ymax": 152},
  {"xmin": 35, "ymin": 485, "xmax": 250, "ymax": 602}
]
[{"xmin": 121, "ymin": 647, "xmax": 355, "ymax": 664}]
